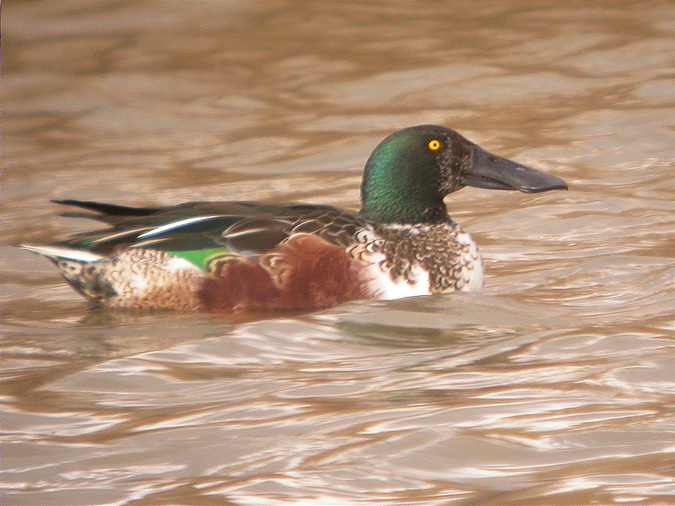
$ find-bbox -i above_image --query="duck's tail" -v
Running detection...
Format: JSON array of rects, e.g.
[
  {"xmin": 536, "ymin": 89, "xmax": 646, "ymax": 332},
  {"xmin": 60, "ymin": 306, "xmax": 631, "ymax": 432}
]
[
  {"xmin": 20, "ymin": 244, "xmax": 104, "ymax": 263},
  {"xmin": 20, "ymin": 244, "xmax": 112, "ymax": 302}
]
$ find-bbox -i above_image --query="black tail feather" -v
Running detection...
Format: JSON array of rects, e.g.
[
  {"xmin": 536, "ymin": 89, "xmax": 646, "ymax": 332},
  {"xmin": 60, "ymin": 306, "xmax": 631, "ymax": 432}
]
[{"xmin": 52, "ymin": 199, "xmax": 160, "ymax": 217}]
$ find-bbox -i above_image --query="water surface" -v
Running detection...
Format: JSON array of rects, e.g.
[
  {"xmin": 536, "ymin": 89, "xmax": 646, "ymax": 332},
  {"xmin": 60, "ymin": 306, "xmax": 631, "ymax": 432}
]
[{"xmin": 2, "ymin": 1, "xmax": 675, "ymax": 504}]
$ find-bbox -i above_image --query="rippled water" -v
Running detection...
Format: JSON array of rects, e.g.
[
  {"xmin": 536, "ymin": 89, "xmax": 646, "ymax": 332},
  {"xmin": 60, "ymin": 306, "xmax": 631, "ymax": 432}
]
[{"xmin": 2, "ymin": 1, "xmax": 675, "ymax": 505}]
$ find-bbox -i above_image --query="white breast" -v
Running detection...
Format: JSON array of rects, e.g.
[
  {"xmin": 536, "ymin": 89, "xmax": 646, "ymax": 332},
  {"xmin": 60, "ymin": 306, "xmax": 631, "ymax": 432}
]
[
  {"xmin": 353, "ymin": 224, "xmax": 484, "ymax": 300},
  {"xmin": 455, "ymin": 231, "xmax": 484, "ymax": 292},
  {"xmin": 364, "ymin": 254, "xmax": 431, "ymax": 300}
]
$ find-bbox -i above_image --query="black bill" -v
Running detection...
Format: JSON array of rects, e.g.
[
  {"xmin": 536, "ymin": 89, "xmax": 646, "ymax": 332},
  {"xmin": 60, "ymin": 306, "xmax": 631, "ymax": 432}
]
[{"xmin": 462, "ymin": 145, "xmax": 568, "ymax": 193}]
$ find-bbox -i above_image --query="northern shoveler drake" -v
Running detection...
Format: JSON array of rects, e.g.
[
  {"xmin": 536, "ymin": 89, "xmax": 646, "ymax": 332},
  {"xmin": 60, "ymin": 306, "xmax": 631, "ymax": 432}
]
[{"xmin": 22, "ymin": 125, "xmax": 567, "ymax": 312}]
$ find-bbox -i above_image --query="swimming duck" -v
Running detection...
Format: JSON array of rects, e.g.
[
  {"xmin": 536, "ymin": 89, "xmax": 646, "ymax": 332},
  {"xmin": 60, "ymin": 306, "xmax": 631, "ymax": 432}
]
[{"xmin": 22, "ymin": 125, "xmax": 567, "ymax": 311}]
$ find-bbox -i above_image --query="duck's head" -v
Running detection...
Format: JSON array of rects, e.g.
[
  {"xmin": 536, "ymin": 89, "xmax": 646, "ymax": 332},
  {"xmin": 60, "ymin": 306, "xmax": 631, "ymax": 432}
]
[{"xmin": 360, "ymin": 125, "xmax": 567, "ymax": 224}]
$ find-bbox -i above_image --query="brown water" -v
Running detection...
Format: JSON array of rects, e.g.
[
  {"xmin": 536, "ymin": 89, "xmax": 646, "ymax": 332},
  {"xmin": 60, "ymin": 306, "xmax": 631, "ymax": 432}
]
[{"xmin": 2, "ymin": 1, "xmax": 675, "ymax": 505}]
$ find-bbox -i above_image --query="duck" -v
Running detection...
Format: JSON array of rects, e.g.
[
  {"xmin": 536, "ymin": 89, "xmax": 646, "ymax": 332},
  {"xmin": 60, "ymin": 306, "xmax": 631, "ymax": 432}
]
[{"xmin": 21, "ymin": 125, "xmax": 567, "ymax": 312}]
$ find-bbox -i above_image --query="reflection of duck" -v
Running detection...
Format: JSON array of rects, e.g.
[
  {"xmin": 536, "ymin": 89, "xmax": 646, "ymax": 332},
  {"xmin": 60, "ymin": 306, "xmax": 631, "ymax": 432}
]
[{"xmin": 22, "ymin": 125, "xmax": 567, "ymax": 311}]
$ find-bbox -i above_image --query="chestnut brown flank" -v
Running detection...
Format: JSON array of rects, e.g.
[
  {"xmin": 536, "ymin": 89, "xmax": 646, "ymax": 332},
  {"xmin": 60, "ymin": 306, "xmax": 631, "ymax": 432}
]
[{"xmin": 198, "ymin": 234, "xmax": 370, "ymax": 311}]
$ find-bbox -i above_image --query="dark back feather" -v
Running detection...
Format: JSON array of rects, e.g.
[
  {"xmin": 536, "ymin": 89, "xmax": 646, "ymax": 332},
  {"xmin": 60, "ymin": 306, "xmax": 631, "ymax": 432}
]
[{"xmin": 54, "ymin": 200, "xmax": 366, "ymax": 256}]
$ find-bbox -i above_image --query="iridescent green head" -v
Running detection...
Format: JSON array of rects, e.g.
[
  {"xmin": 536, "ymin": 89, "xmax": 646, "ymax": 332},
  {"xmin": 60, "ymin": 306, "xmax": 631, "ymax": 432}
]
[{"xmin": 359, "ymin": 125, "xmax": 567, "ymax": 224}]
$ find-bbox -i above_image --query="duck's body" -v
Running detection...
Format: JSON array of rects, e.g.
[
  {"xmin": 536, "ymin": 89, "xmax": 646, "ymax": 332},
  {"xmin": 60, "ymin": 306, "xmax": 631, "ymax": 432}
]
[
  {"xmin": 23, "ymin": 201, "xmax": 482, "ymax": 311},
  {"xmin": 22, "ymin": 125, "xmax": 565, "ymax": 312}
]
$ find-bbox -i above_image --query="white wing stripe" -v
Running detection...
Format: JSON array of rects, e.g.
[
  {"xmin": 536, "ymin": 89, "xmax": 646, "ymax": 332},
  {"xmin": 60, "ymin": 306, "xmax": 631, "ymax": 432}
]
[
  {"xmin": 137, "ymin": 215, "xmax": 225, "ymax": 239},
  {"xmin": 91, "ymin": 227, "xmax": 153, "ymax": 243}
]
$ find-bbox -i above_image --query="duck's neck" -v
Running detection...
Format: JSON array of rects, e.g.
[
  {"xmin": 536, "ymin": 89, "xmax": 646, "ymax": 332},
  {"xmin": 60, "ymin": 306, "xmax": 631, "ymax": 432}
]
[
  {"xmin": 359, "ymin": 150, "xmax": 449, "ymax": 224},
  {"xmin": 359, "ymin": 198, "xmax": 449, "ymax": 224}
]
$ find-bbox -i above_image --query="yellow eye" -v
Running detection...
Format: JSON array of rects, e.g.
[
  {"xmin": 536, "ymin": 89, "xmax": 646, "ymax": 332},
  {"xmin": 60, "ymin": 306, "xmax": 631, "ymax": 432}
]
[{"xmin": 427, "ymin": 139, "xmax": 442, "ymax": 151}]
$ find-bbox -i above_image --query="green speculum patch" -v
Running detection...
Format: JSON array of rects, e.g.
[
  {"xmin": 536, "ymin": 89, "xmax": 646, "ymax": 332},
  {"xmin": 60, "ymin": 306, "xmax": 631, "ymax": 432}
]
[{"xmin": 170, "ymin": 248, "xmax": 229, "ymax": 270}]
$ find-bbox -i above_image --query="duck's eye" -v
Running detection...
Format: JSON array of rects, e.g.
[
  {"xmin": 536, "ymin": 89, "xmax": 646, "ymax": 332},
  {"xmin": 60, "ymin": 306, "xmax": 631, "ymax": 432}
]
[{"xmin": 427, "ymin": 139, "xmax": 442, "ymax": 152}]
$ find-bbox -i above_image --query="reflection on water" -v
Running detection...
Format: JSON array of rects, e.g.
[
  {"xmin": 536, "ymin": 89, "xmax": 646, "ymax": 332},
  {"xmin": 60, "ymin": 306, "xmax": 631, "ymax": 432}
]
[{"xmin": 2, "ymin": 0, "xmax": 675, "ymax": 504}]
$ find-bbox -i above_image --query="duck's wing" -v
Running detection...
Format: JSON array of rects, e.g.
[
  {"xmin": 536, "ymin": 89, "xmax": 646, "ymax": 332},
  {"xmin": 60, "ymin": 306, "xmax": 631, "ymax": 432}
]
[
  {"xmin": 52, "ymin": 200, "xmax": 366, "ymax": 266},
  {"xmin": 52, "ymin": 199, "xmax": 162, "ymax": 220}
]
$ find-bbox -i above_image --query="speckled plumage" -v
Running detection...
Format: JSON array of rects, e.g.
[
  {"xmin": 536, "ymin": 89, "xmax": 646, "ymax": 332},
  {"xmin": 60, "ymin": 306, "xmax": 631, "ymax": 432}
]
[
  {"xmin": 22, "ymin": 125, "xmax": 566, "ymax": 312},
  {"xmin": 56, "ymin": 249, "xmax": 203, "ymax": 310},
  {"xmin": 372, "ymin": 223, "xmax": 481, "ymax": 291}
]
